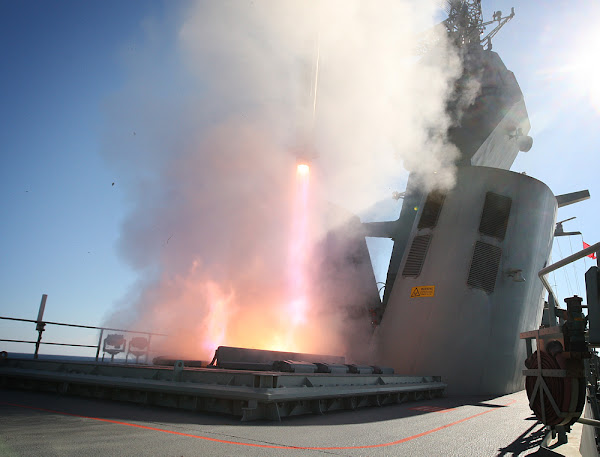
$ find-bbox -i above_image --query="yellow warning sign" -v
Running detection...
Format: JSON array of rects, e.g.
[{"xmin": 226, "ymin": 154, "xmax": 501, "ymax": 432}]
[{"xmin": 410, "ymin": 286, "xmax": 435, "ymax": 298}]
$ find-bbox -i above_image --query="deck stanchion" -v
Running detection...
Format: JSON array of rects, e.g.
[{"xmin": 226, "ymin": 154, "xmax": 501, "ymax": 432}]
[
  {"xmin": 95, "ymin": 328, "xmax": 104, "ymax": 361},
  {"xmin": 33, "ymin": 294, "xmax": 48, "ymax": 359}
]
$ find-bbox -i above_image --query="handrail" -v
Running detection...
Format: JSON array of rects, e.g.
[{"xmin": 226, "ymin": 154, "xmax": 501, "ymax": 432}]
[
  {"xmin": 0, "ymin": 316, "xmax": 167, "ymax": 336},
  {"xmin": 538, "ymin": 242, "xmax": 600, "ymax": 278},
  {"xmin": 0, "ymin": 339, "xmax": 97, "ymax": 348},
  {"xmin": 0, "ymin": 315, "xmax": 167, "ymax": 361},
  {"xmin": 538, "ymin": 241, "xmax": 600, "ymax": 324}
]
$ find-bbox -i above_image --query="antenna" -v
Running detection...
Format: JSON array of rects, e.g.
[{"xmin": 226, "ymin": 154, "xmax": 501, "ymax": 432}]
[
  {"xmin": 555, "ymin": 217, "xmax": 581, "ymax": 237},
  {"xmin": 479, "ymin": 6, "xmax": 515, "ymax": 50},
  {"xmin": 443, "ymin": 1, "xmax": 515, "ymax": 49},
  {"xmin": 417, "ymin": 1, "xmax": 516, "ymax": 54},
  {"xmin": 442, "ymin": 0, "xmax": 484, "ymax": 48}
]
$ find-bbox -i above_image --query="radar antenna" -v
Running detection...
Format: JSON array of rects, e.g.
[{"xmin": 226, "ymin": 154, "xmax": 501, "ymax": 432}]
[
  {"xmin": 444, "ymin": 0, "xmax": 515, "ymax": 49},
  {"xmin": 417, "ymin": 1, "xmax": 515, "ymax": 54}
]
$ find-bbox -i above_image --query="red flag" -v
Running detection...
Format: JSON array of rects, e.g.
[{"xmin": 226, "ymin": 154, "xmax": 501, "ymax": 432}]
[{"xmin": 583, "ymin": 241, "xmax": 597, "ymax": 259}]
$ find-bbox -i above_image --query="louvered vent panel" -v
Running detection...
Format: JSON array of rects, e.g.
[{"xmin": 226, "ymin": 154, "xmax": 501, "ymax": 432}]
[
  {"xmin": 402, "ymin": 234, "xmax": 432, "ymax": 277},
  {"xmin": 418, "ymin": 191, "xmax": 446, "ymax": 229},
  {"xmin": 478, "ymin": 192, "xmax": 512, "ymax": 240},
  {"xmin": 467, "ymin": 241, "xmax": 502, "ymax": 294}
]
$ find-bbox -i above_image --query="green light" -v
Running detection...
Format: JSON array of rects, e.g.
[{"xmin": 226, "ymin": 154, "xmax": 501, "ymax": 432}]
[{"xmin": 414, "ymin": 206, "xmax": 418, "ymax": 211}]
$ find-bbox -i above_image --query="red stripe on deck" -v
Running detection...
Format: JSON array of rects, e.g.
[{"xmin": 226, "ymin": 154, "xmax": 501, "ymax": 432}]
[
  {"xmin": 0, "ymin": 399, "xmax": 516, "ymax": 450},
  {"xmin": 409, "ymin": 406, "xmax": 456, "ymax": 413}
]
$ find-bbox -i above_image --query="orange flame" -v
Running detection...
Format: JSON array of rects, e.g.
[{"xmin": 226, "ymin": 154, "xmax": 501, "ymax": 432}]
[{"xmin": 297, "ymin": 163, "xmax": 310, "ymax": 175}]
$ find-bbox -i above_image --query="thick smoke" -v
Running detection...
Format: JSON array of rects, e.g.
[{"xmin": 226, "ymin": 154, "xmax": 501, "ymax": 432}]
[{"xmin": 102, "ymin": 1, "xmax": 463, "ymax": 361}]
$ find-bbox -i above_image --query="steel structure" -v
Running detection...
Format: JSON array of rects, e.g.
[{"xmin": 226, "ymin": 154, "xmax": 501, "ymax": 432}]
[
  {"xmin": 0, "ymin": 357, "xmax": 445, "ymax": 421},
  {"xmin": 0, "ymin": 315, "xmax": 165, "ymax": 362},
  {"xmin": 416, "ymin": 1, "xmax": 515, "ymax": 54},
  {"xmin": 366, "ymin": 2, "xmax": 588, "ymax": 396},
  {"xmin": 443, "ymin": 0, "xmax": 515, "ymax": 49},
  {"xmin": 516, "ymin": 244, "xmax": 600, "ymax": 450},
  {"xmin": 375, "ymin": 167, "xmax": 557, "ymax": 395}
]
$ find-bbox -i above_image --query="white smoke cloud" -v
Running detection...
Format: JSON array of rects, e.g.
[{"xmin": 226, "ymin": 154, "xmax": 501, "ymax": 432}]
[{"xmin": 102, "ymin": 0, "xmax": 464, "ymax": 361}]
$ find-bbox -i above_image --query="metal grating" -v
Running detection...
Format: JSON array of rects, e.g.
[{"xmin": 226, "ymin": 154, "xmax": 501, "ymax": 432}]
[
  {"xmin": 467, "ymin": 241, "xmax": 502, "ymax": 294},
  {"xmin": 478, "ymin": 192, "xmax": 512, "ymax": 240},
  {"xmin": 402, "ymin": 234, "xmax": 432, "ymax": 277},
  {"xmin": 418, "ymin": 191, "xmax": 446, "ymax": 229}
]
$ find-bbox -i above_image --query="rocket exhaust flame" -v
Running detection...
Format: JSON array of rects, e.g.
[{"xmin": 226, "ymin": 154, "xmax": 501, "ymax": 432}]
[
  {"xmin": 102, "ymin": 1, "xmax": 466, "ymax": 364},
  {"xmin": 284, "ymin": 163, "xmax": 311, "ymax": 345},
  {"xmin": 297, "ymin": 163, "xmax": 310, "ymax": 175},
  {"xmin": 200, "ymin": 282, "xmax": 234, "ymax": 356}
]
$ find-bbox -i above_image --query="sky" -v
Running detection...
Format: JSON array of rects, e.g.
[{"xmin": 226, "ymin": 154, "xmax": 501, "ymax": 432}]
[{"xmin": 1, "ymin": 0, "xmax": 599, "ymax": 357}]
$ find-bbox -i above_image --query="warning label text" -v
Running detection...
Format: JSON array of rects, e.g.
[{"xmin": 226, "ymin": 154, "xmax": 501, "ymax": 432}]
[{"xmin": 410, "ymin": 286, "xmax": 435, "ymax": 298}]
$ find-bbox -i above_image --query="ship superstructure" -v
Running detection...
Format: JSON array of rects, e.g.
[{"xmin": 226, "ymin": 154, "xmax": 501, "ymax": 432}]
[{"xmin": 364, "ymin": 1, "xmax": 587, "ymax": 395}]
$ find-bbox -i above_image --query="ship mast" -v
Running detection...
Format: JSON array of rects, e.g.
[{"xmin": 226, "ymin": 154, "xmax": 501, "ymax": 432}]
[
  {"xmin": 443, "ymin": 0, "xmax": 515, "ymax": 50},
  {"xmin": 417, "ymin": 1, "xmax": 515, "ymax": 54}
]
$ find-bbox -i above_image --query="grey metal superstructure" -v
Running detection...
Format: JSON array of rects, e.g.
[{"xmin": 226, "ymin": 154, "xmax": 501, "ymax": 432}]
[
  {"xmin": 0, "ymin": 354, "xmax": 445, "ymax": 421},
  {"xmin": 369, "ymin": 45, "xmax": 533, "ymax": 315},
  {"xmin": 374, "ymin": 167, "xmax": 556, "ymax": 395},
  {"xmin": 364, "ymin": 1, "xmax": 563, "ymax": 394}
]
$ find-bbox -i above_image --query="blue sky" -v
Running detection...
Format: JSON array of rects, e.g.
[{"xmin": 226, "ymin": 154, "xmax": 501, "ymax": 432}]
[
  {"xmin": 490, "ymin": 0, "xmax": 600, "ymax": 300},
  {"xmin": 1, "ymin": 1, "xmax": 599, "ymax": 355},
  {"xmin": 0, "ymin": 1, "xmax": 167, "ymax": 347}
]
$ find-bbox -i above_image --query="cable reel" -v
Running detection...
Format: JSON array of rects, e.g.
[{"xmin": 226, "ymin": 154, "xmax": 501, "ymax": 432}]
[{"xmin": 521, "ymin": 295, "xmax": 589, "ymax": 428}]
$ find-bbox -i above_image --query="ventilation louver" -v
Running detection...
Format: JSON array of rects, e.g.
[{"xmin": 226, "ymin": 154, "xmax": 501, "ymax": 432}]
[
  {"xmin": 467, "ymin": 241, "xmax": 502, "ymax": 294},
  {"xmin": 402, "ymin": 234, "xmax": 432, "ymax": 277},
  {"xmin": 418, "ymin": 191, "xmax": 446, "ymax": 229},
  {"xmin": 479, "ymin": 192, "xmax": 512, "ymax": 240}
]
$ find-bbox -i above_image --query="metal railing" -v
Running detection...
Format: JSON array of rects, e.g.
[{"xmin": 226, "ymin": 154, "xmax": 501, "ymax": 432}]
[
  {"xmin": 538, "ymin": 241, "xmax": 600, "ymax": 325},
  {"xmin": 0, "ymin": 315, "xmax": 167, "ymax": 362}
]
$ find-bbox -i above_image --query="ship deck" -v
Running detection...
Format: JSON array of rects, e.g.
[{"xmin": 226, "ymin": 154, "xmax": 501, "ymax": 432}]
[{"xmin": 0, "ymin": 388, "xmax": 581, "ymax": 456}]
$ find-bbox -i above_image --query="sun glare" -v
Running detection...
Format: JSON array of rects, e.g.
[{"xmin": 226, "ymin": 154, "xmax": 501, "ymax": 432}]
[{"xmin": 564, "ymin": 27, "xmax": 600, "ymax": 113}]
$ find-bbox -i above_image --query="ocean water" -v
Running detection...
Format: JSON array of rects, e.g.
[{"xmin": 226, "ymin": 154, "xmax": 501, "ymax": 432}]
[{"xmin": 7, "ymin": 352, "xmax": 134, "ymax": 363}]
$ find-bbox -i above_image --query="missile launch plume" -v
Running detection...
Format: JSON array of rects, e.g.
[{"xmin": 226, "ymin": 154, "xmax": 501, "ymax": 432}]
[{"xmin": 102, "ymin": 0, "xmax": 464, "ymax": 361}]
